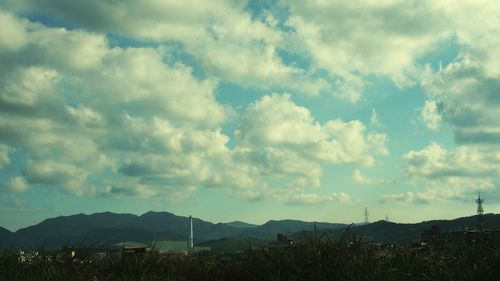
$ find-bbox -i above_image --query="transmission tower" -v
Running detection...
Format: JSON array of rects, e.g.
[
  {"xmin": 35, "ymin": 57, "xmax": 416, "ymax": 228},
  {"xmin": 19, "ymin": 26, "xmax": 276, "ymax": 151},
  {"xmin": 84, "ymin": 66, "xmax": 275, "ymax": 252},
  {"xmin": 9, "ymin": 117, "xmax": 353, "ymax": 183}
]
[
  {"xmin": 476, "ymin": 193, "xmax": 485, "ymax": 231},
  {"xmin": 476, "ymin": 192, "xmax": 484, "ymax": 215},
  {"xmin": 364, "ymin": 207, "xmax": 369, "ymax": 225}
]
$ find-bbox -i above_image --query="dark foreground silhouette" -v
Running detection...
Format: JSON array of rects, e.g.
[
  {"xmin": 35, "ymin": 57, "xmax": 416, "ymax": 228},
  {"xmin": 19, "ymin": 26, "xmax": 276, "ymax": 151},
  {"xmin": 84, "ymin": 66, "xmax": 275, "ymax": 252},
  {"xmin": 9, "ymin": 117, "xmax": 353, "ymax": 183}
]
[{"xmin": 1, "ymin": 234, "xmax": 499, "ymax": 281}]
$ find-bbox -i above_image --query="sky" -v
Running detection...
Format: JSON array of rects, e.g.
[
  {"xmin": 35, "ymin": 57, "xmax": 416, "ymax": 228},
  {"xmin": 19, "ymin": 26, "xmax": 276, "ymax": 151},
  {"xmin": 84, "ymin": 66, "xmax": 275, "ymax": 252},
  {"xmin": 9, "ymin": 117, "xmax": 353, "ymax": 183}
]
[{"xmin": 1, "ymin": 0, "xmax": 500, "ymax": 231}]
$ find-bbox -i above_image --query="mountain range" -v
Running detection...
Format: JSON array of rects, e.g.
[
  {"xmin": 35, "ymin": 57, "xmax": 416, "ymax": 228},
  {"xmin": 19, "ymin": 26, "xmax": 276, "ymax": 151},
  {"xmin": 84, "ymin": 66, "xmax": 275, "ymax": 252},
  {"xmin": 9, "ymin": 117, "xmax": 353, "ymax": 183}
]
[
  {"xmin": 0, "ymin": 211, "xmax": 344, "ymax": 249},
  {"xmin": 294, "ymin": 213, "xmax": 500, "ymax": 243},
  {"xmin": 1, "ymin": 211, "xmax": 499, "ymax": 250}
]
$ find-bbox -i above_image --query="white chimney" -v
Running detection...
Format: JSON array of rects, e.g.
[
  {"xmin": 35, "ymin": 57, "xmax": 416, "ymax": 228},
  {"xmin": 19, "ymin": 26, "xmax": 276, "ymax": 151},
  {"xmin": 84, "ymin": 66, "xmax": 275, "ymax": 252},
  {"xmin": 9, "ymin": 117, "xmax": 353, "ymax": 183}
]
[{"xmin": 188, "ymin": 215, "xmax": 194, "ymax": 250}]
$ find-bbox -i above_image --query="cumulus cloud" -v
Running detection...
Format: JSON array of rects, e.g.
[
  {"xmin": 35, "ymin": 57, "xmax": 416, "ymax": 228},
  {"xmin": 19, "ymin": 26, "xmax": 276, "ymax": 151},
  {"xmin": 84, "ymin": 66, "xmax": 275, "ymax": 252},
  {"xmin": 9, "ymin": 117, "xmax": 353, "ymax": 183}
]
[
  {"xmin": 381, "ymin": 187, "xmax": 468, "ymax": 205},
  {"xmin": 370, "ymin": 108, "xmax": 382, "ymax": 128},
  {"xmin": 381, "ymin": 192, "xmax": 422, "ymax": 204},
  {"xmin": 352, "ymin": 169, "xmax": 384, "ymax": 185},
  {"xmin": 0, "ymin": 9, "xmax": 28, "ymax": 50},
  {"xmin": 434, "ymin": 1, "xmax": 500, "ymax": 77},
  {"xmin": 416, "ymin": 0, "xmax": 500, "ymax": 144},
  {"xmin": 237, "ymin": 94, "xmax": 388, "ymax": 165},
  {"xmin": 283, "ymin": 0, "xmax": 451, "ymax": 101},
  {"xmin": 394, "ymin": 1, "xmax": 500, "ymax": 204},
  {"xmin": 397, "ymin": 142, "xmax": 500, "ymax": 203},
  {"xmin": 228, "ymin": 93, "xmax": 388, "ymax": 196},
  {"xmin": 0, "ymin": 10, "xmax": 228, "ymax": 197},
  {"xmin": 0, "ymin": 144, "xmax": 10, "ymax": 169},
  {"xmin": 403, "ymin": 143, "xmax": 499, "ymax": 184},
  {"xmin": 421, "ymin": 59, "xmax": 500, "ymax": 145},
  {"xmin": 2, "ymin": 0, "xmax": 499, "ymax": 105},
  {"xmin": 7, "ymin": 0, "xmax": 487, "ymax": 102},
  {"xmin": 236, "ymin": 187, "xmax": 352, "ymax": 205},
  {"xmin": 0, "ymin": 9, "xmax": 388, "ymax": 205},
  {"xmin": 420, "ymin": 100, "xmax": 442, "ymax": 130},
  {"xmin": 4, "ymin": 176, "xmax": 28, "ymax": 193},
  {"xmin": 286, "ymin": 192, "xmax": 352, "ymax": 205},
  {"xmin": 1, "ymin": 1, "xmax": 329, "ymax": 96}
]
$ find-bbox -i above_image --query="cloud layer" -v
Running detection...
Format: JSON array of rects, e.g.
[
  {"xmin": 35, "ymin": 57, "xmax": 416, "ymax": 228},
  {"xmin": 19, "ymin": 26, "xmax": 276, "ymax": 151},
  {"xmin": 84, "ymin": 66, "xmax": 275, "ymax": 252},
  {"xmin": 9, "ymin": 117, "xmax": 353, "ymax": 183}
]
[
  {"xmin": 2, "ymin": 0, "xmax": 500, "ymax": 212},
  {"xmin": 0, "ymin": 8, "xmax": 390, "ymax": 205}
]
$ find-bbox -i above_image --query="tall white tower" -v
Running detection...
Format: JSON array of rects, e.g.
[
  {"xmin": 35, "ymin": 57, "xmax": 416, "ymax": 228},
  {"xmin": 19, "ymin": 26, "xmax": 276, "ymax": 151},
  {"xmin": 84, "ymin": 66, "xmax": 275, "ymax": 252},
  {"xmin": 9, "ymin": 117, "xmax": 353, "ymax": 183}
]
[{"xmin": 188, "ymin": 215, "xmax": 194, "ymax": 250}]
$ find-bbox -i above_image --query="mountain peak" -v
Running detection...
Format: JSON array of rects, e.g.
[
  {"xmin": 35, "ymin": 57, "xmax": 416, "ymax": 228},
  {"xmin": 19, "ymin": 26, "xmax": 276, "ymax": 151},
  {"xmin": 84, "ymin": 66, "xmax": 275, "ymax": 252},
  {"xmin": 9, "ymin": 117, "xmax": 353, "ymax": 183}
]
[
  {"xmin": 140, "ymin": 211, "xmax": 176, "ymax": 217},
  {"xmin": 0, "ymin": 226, "xmax": 12, "ymax": 235},
  {"xmin": 223, "ymin": 221, "xmax": 257, "ymax": 229}
]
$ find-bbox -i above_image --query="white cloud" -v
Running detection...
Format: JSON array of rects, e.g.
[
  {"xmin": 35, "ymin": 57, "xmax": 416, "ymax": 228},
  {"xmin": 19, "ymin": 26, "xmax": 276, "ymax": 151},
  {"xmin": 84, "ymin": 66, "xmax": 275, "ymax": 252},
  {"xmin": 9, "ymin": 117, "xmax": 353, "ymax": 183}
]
[
  {"xmin": 4, "ymin": 176, "xmax": 28, "ymax": 193},
  {"xmin": 406, "ymin": 1, "xmax": 500, "ymax": 198},
  {"xmin": 283, "ymin": 0, "xmax": 450, "ymax": 101},
  {"xmin": 236, "ymin": 93, "xmax": 323, "ymax": 147},
  {"xmin": 236, "ymin": 187, "xmax": 352, "ymax": 205},
  {"xmin": 421, "ymin": 59, "xmax": 500, "ymax": 145},
  {"xmin": 434, "ymin": 0, "xmax": 500, "ymax": 78},
  {"xmin": 0, "ymin": 14, "xmax": 341, "ymax": 201},
  {"xmin": 286, "ymin": 192, "xmax": 352, "ymax": 205},
  {"xmin": 0, "ymin": 144, "xmax": 10, "ymax": 169},
  {"xmin": 0, "ymin": 6, "xmax": 394, "ymax": 204},
  {"xmin": 0, "ymin": 67, "xmax": 59, "ymax": 106},
  {"xmin": 1, "ymin": 2, "xmax": 329, "ymax": 96},
  {"xmin": 229, "ymin": 93, "xmax": 389, "ymax": 197},
  {"xmin": 416, "ymin": 0, "xmax": 500, "ymax": 144},
  {"xmin": 394, "ymin": 1, "xmax": 500, "ymax": 205},
  {"xmin": 3, "ymin": 0, "xmax": 499, "ymax": 105},
  {"xmin": 0, "ymin": 11, "xmax": 232, "ymax": 198},
  {"xmin": 66, "ymin": 105, "xmax": 103, "ymax": 127},
  {"xmin": 398, "ymin": 142, "xmax": 500, "ymax": 203},
  {"xmin": 237, "ymin": 93, "xmax": 388, "ymax": 166},
  {"xmin": 370, "ymin": 108, "xmax": 382, "ymax": 128},
  {"xmin": 31, "ymin": 27, "xmax": 107, "ymax": 71},
  {"xmin": 403, "ymin": 143, "xmax": 500, "ymax": 183},
  {"xmin": 420, "ymin": 100, "xmax": 442, "ymax": 131},
  {"xmin": 0, "ymin": 9, "xmax": 28, "ymax": 50},
  {"xmin": 381, "ymin": 192, "xmax": 419, "ymax": 204},
  {"xmin": 381, "ymin": 187, "xmax": 468, "ymax": 205},
  {"xmin": 352, "ymin": 169, "xmax": 384, "ymax": 185}
]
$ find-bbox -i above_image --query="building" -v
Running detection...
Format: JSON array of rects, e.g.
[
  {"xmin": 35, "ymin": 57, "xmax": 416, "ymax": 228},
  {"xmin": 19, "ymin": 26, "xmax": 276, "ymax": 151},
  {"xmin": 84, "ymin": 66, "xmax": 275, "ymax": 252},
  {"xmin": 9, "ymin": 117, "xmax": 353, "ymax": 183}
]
[
  {"xmin": 111, "ymin": 242, "xmax": 149, "ymax": 257},
  {"xmin": 151, "ymin": 241, "xmax": 210, "ymax": 255}
]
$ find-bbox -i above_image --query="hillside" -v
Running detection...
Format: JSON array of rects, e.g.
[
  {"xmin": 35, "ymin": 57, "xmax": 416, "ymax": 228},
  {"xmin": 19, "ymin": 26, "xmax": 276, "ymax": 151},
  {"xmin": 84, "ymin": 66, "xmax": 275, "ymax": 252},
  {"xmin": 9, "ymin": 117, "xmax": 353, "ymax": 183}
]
[
  {"xmin": 11, "ymin": 211, "xmax": 242, "ymax": 249},
  {"xmin": 197, "ymin": 237, "xmax": 266, "ymax": 253},
  {"xmin": 0, "ymin": 226, "xmax": 13, "ymax": 246},
  {"xmin": 306, "ymin": 213, "xmax": 500, "ymax": 243},
  {"xmin": 3, "ymin": 212, "xmax": 500, "ymax": 249},
  {"xmin": 2, "ymin": 213, "xmax": 350, "ymax": 249},
  {"xmin": 235, "ymin": 219, "xmax": 347, "ymax": 240},
  {"xmin": 222, "ymin": 221, "xmax": 257, "ymax": 229}
]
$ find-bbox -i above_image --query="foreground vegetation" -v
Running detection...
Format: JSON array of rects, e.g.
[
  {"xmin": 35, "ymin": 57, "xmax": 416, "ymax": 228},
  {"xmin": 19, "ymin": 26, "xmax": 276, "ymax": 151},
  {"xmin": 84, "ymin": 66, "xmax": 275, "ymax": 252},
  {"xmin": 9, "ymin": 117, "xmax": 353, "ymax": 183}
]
[{"xmin": 1, "ymin": 234, "xmax": 499, "ymax": 281}]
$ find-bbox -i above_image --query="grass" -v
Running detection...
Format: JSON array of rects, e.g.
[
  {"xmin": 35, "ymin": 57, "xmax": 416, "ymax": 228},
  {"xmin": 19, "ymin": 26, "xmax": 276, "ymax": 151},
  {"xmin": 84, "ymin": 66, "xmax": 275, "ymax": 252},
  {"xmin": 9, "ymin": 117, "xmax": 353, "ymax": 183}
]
[{"xmin": 1, "ymin": 232, "xmax": 500, "ymax": 281}]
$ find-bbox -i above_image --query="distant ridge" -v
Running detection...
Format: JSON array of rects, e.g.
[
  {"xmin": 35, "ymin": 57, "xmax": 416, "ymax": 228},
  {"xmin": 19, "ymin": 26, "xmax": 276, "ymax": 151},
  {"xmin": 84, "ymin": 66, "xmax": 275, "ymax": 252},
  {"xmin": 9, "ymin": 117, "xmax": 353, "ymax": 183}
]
[
  {"xmin": 0, "ymin": 212, "xmax": 346, "ymax": 249},
  {"xmin": 9, "ymin": 211, "xmax": 242, "ymax": 249},
  {"xmin": 1, "ymin": 212, "xmax": 500, "ymax": 249},
  {"xmin": 223, "ymin": 221, "xmax": 257, "ymax": 229},
  {"xmin": 294, "ymin": 213, "xmax": 500, "ymax": 243},
  {"xmin": 235, "ymin": 219, "xmax": 347, "ymax": 240}
]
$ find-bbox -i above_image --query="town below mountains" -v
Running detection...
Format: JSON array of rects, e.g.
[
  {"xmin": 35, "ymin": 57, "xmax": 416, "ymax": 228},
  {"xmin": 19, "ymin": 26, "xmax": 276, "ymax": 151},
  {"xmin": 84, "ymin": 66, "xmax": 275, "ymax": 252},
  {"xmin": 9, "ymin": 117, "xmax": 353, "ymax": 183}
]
[{"xmin": 1, "ymin": 211, "xmax": 499, "ymax": 250}]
